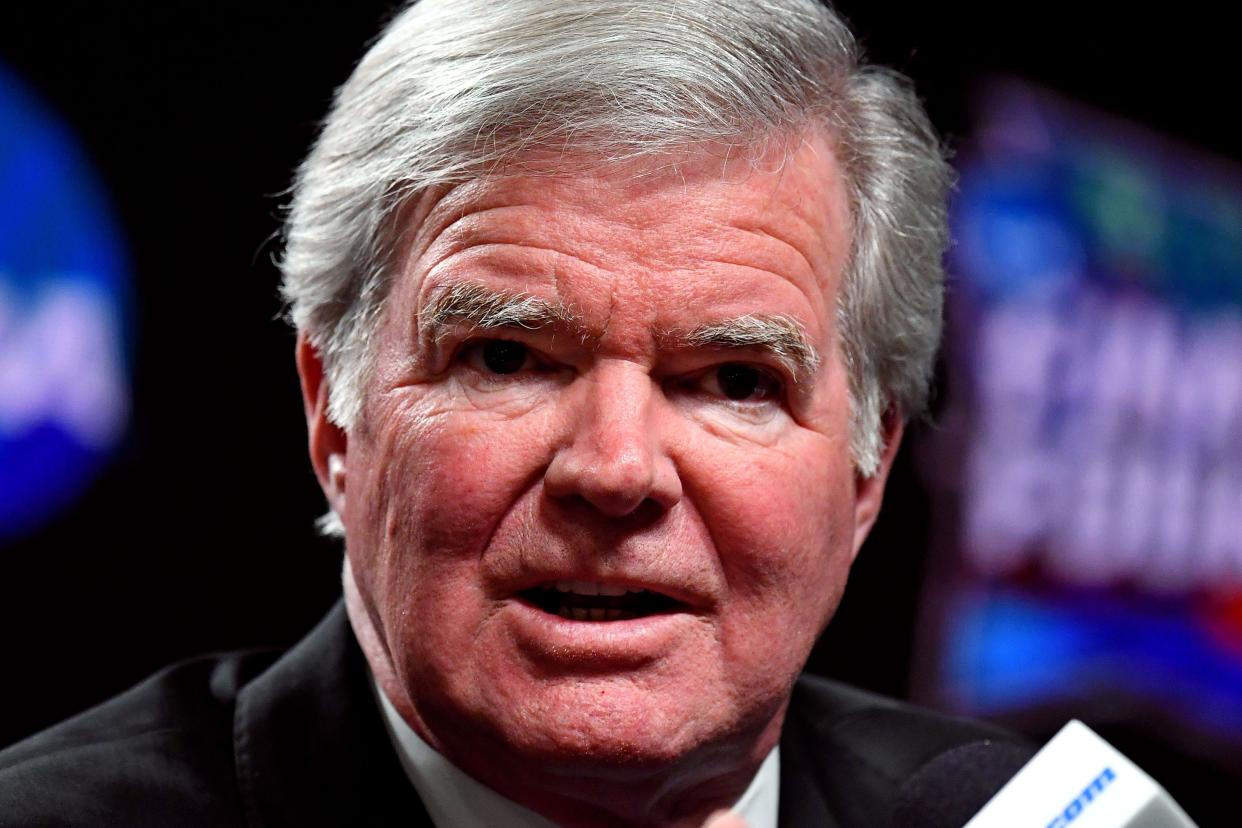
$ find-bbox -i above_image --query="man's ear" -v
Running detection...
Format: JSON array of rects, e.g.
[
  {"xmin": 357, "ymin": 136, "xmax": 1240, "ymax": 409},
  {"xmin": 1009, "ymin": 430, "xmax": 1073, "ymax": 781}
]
[
  {"xmin": 296, "ymin": 333, "xmax": 348, "ymax": 520},
  {"xmin": 851, "ymin": 408, "xmax": 905, "ymax": 560}
]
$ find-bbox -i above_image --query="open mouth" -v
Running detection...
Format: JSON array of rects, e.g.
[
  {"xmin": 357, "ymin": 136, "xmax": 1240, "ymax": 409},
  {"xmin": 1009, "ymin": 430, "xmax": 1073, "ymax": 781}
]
[{"xmin": 520, "ymin": 580, "xmax": 682, "ymax": 621}]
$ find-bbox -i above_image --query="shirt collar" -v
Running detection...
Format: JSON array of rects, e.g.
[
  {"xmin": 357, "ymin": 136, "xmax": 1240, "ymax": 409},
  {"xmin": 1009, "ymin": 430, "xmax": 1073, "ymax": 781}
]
[{"xmin": 372, "ymin": 676, "xmax": 780, "ymax": 828}]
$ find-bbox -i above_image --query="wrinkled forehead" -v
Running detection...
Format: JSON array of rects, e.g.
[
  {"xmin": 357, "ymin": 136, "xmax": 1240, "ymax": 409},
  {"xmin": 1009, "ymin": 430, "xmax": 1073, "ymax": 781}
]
[{"xmin": 389, "ymin": 129, "xmax": 854, "ymax": 310}]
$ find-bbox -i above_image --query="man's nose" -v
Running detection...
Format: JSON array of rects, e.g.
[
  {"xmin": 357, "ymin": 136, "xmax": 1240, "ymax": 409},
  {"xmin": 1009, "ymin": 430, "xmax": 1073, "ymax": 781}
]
[{"xmin": 543, "ymin": 360, "xmax": 682, "ymax": 518}]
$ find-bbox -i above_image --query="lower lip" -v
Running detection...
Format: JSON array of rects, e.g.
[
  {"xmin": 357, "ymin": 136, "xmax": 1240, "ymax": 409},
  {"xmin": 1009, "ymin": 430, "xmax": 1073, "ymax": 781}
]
[{"xmin": 503, "ymin": 598, "xmax": 700, "ymax": 666}]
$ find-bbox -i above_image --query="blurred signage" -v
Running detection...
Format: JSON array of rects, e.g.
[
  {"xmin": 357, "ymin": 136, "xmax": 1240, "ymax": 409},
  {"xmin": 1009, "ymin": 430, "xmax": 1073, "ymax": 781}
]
[
  {"xmin": 925, "ymin": 81, "xmax": 1242, "ymax": 754},
  {"xmin": 0, "ymin": 62, "xmax": 131, "ymax": 539}
]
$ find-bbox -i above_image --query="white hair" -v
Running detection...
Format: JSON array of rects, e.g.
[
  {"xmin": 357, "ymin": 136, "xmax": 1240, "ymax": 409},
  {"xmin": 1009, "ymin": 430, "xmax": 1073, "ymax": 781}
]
[{"xmin": 281, "ymin": 0, "xmax": 951, "ymax": 487}]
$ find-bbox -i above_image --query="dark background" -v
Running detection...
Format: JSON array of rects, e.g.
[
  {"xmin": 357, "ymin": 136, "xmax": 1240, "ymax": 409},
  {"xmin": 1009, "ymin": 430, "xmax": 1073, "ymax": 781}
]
[{"xmin": 0, "ymin": 1, "xmax": 1236, "ymax": 823}]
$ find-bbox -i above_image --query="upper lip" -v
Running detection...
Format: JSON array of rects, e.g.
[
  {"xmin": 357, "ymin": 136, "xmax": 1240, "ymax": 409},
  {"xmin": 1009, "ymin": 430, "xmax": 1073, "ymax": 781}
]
[
  {"xmin": 504, "ymin": 571, "xmax": 709, "ymax": 610},
  {"xmin": 540, "ymin": 580, "xmax": 656, "ymax": 597}
]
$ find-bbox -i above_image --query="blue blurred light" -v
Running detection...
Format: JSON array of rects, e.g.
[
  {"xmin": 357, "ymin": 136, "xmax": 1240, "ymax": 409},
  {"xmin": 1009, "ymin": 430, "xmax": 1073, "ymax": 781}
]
[
  {"xmin": 0, "ymin": 61, "xmax": 132, "ymax": 539},
  {"xmin": 947, "ymin": 586, "xmax": 1242, "ymax": 737}
]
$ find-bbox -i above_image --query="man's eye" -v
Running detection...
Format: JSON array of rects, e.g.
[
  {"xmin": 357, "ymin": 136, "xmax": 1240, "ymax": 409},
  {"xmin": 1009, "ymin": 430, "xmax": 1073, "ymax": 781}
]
[
  {"xmin": 461, "ymin": 339, "xmax": 533, "ymax": 375},
  {"xmin": 701, "ymin": 364, "xmax": 783, "ymax": 403}
]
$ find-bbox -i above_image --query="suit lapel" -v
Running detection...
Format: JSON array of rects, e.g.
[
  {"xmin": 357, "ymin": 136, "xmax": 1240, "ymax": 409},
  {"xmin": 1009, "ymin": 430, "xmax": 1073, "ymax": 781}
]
[
  {"xmin": 778, "ymin": 690, "xmax": 842, "ymax": 828},
  {"xmin": 233, "ymin": 602, "xmax": 434, "ymax": 827}
]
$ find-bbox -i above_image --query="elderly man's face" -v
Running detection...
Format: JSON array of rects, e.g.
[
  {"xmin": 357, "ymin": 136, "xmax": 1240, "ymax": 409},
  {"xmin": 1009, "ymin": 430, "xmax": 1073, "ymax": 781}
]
[{"xmin": 303, "ymin": 133, "xmax": 897, "ymax": 793}]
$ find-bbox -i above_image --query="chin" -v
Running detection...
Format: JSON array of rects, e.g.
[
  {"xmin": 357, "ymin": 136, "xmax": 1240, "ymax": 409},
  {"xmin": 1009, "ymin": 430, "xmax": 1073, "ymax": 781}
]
[{"xmin": 459, "ymin": 672, "xmax": 780, "ymax": 778}]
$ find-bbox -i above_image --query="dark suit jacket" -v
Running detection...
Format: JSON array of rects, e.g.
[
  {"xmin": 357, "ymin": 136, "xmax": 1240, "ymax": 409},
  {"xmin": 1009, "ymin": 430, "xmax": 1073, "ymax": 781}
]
[{"xmin": 0, "ymin": 603, "xmax": 1030, "ymax": 826}]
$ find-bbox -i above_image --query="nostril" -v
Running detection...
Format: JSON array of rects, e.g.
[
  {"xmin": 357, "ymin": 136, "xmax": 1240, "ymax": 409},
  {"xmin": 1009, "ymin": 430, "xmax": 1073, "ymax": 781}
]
[
  {"xmin": 545, "ymin": 446, "xmax": 660, "ymax": 517},
  {"xmin": 561, "ymin": 495, "xmax": 670, "ymax": 536},
  {"xmin": 579, "ymin": 470, "xmax": 654, "ymax": 517}
]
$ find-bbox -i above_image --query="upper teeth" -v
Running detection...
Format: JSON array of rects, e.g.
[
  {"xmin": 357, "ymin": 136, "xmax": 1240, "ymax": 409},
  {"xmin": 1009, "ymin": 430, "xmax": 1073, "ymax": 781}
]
[{"xmin": 553, "ymin": 580, "xmax": 642, "ymax": 597}]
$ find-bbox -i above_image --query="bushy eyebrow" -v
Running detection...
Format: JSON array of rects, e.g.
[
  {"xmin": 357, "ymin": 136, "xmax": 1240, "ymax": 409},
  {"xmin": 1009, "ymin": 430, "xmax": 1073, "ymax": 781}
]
[
  {"xmin": 678, "ymin": 315, "xmax": 822, "ymax": 382},
  {"xmin": 420, "ymin": 282, "xmax": 821, "ymax": 382},
  {"xmin": 420, "ymin": 282, "xmax": 575, "ymax": 344}
]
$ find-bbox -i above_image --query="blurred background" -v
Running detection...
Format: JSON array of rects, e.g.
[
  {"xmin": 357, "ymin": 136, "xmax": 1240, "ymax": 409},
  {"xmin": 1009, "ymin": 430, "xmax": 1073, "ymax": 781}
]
[{"xmin": 0, "ymin": 1, "xmax": 1237, "ymax": 823}]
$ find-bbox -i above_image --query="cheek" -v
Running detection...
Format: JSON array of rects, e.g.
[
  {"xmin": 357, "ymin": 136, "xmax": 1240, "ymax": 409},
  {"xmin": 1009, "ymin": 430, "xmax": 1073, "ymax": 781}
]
[
  {"xmin": 684, "ymin": 432, "xmax": 857, "ymax": 684},
  {"xmin": 346, "ymin": 391, "xmax": 558, "ymax": 640}
]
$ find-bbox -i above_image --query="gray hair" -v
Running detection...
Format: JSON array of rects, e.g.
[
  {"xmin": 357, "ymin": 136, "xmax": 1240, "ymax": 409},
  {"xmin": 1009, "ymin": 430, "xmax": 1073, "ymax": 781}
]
[{"xmin": 280, "ymin": 0, "xmax": 951, "ymax": 480}]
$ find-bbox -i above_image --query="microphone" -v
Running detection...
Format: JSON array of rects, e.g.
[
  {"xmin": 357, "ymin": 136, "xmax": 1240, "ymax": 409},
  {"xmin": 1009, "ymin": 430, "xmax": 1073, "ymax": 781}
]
[
  {"xmin": 894, "ymin": 720, "xmax": 1198, "ymax": 828},
  {"xmin": 962, "ymin": 721, "xmax": 1196, "ymax": 828},
  {"xmin": 892, "ymin": 739, "xmax": 1035, "ymax": 828}
]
